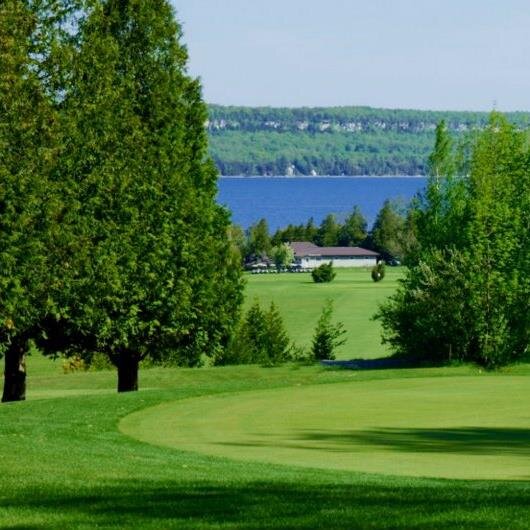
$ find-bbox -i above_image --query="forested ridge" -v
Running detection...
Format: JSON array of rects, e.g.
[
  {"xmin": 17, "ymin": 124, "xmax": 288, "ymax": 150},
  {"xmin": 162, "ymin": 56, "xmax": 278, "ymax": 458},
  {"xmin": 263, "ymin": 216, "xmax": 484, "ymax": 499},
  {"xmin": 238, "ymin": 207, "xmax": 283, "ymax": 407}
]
[{"xmin": 207, "ymin": 105, "xmax": 530, "ymax": 176}]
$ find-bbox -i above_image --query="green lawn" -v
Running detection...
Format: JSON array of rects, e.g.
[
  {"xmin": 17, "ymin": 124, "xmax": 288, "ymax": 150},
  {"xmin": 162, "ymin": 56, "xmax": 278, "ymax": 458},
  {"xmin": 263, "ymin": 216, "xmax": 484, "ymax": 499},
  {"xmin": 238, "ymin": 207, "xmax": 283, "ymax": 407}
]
[
  {"xmin": 121, "ymin": 375, "xmax": 530, "ymax": 481},
  {"xmin": 1, "ymin": 356, "xmax": 529, "ymax": 528},
  {"xmin": 244, "ymin": 267, "xmax": 402, "ymax": 359}
]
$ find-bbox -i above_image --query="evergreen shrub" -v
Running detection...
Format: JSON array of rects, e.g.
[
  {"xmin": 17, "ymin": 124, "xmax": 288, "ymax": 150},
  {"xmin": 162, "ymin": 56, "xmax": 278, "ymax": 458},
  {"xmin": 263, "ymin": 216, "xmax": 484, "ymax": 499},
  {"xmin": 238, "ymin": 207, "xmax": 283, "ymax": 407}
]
[
  {"xmin": 311, "ymin": 300, "xmax": 347, "ymax": 360},
  {"xmin": 218, "ymin": 301, "xmax": 291, "ymax": 366},
  {"xmin": 312, "ymin": 262, "xmax": 336, "ymax": 283}
]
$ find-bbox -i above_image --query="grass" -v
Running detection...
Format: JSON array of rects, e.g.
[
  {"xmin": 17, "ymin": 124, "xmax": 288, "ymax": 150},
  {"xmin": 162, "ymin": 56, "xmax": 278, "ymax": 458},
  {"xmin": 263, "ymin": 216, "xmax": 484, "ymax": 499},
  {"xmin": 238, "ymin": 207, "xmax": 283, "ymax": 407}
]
[
  {"xmin": 120, "ymin": 375, "xmax": 530, "ymax": 480},
  {"xmin": 244, "ymin": 267, "xmax": 402, "ymax": 359},
  {"xmin": 1, "ymin": 356, "xmax": 530, "ymax": 528}
]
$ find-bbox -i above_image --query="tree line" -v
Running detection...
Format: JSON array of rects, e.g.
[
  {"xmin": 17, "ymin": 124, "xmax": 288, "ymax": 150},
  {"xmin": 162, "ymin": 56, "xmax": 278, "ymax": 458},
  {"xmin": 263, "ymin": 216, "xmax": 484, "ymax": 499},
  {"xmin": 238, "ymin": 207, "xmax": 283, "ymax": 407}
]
[
  {"xmin": 0, "ymin": 0, "xmax": 242, "ymax": 401},
  {"xmin": 207, "ymin": 105, "xmax": 530, "ymax": 176},
  {"xmin": 234, "ymin": 201, "xmax": 411, "ymax": 266}
]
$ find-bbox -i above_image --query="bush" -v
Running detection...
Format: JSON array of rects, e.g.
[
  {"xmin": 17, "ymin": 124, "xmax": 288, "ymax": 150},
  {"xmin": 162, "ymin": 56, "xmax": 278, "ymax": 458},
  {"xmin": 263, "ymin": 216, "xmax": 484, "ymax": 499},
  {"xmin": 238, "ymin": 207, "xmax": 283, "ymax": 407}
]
[
  {"xmin": 371, "ymin": 262, "xmax": 386, "ymax": 282},
  {"xmin": 311, "ymin": 262, "xmax": 336, "ymax": 283},
  {"xmin": 89, "ymin": 352, "xmax": 114, "ymax": 371},
  {"xmin": 62, "ymin": 355, "xmax": 86, "ymax": 374},
  {"xmin": 311, "ymin": 300, "xmax": 347, "ymax": 360},
  {"xmin": 218, "ymin": 300, "xmax": 291, "ymax": 366}
]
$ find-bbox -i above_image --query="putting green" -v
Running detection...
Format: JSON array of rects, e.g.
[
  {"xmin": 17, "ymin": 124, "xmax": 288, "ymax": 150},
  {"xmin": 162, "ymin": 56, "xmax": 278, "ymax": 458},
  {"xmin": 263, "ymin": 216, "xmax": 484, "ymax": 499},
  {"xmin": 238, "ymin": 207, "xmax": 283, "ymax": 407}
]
[{"xmin": 120, "ymin": 375, "xmax": 530, "ymax": 480}]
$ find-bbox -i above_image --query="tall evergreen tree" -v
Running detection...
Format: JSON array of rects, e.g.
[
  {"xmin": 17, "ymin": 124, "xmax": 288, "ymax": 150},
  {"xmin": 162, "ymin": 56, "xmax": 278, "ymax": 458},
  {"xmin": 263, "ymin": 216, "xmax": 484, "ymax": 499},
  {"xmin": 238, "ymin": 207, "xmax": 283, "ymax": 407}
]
[
  {"xmin": 316, "ymin": 214, "xmax": 340, "ymax": 246},
  {"xmin": 0, "ymin": 1, "xmax": 62, "ymax": 401},
  {"xmin": 338, "ymin": 206, "xmax": 367, "ymax": 246},
  {"xmin": 49, "ymin": 0, "xmax": 242, "ymax": 391},
  {"xmin": 246, "ymin": 218, "xmax": 271, "ymax": 258},
  {"xmin": 371, "ymin": 200, "xmax": 406, "ymax": 260}
]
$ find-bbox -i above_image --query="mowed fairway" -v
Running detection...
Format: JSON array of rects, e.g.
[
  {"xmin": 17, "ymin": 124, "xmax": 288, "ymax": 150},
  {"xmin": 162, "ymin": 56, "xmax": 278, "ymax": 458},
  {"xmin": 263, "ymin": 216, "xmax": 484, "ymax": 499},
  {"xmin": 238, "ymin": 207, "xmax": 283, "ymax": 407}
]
[
  {"xmin": 120, "ymin": 375, "xmax": 530, "ymax": 481},
  {"xmin": 1, "ymin": 357, "xmax": 530, "ymax": 528},
  {"xmin": 244, "ymin": 267, "xmax": 402, "ymax": 359}
]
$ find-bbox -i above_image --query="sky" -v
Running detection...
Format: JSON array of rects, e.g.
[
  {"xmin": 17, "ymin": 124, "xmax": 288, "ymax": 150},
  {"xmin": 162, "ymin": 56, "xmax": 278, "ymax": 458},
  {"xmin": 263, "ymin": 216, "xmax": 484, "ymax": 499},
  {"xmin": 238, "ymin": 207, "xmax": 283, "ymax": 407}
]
[{"xmin": 170, "ymin": 0, "xmax": 530, "ymax": 112}]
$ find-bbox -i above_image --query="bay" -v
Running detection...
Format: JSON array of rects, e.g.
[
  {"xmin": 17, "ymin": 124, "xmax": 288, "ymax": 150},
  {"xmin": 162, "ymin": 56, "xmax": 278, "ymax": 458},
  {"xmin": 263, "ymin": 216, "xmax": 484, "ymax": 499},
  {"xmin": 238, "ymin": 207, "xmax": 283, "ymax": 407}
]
[{"xmin": 217, "ymin": 176, "xmax": 427, "ymax": 231}]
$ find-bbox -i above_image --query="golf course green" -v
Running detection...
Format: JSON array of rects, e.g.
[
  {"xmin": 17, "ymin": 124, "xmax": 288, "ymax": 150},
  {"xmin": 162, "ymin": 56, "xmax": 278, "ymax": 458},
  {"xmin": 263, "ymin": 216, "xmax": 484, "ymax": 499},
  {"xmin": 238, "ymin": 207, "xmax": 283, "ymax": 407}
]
[{"xmin": 120, "ymin": 374, "xmax": 530, "ymax": 481}]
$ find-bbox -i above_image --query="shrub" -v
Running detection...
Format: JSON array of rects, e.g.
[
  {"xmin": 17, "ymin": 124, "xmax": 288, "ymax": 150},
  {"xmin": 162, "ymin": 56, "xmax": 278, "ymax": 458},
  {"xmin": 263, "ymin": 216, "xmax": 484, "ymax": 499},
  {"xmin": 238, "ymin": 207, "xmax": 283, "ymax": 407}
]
[
  {"xmin": 89, "ymin": 352, "xmax": 114, "ymax": 371},
  {"xmin": 371, "ymin": 262, "xmax": 386, "ymax": 282},
  {"xmin": 312, "ymin": 262, "xmax": 336, "ymax": 283},
  {"xmin": 218, "ymin": 301, "xmax": 291, "ymax": 365},
  {"xmin": 311, "ymin": 300, "xmax": 347, "ymax": 360},
  {"xmin": 62, "ymin": 355, "xmax": 86, "ymax": 374}
]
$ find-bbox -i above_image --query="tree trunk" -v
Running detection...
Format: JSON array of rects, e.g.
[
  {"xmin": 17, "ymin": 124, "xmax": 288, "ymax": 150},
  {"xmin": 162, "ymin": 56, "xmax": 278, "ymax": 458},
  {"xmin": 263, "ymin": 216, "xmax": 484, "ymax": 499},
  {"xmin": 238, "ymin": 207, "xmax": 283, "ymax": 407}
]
[
  {"xmin": 2, "ymin": 340, "xmax": 27, "ymax": 403},
  {"xmin": 117, "ymin": 351, "xmax": 139, "ymax": 393}
]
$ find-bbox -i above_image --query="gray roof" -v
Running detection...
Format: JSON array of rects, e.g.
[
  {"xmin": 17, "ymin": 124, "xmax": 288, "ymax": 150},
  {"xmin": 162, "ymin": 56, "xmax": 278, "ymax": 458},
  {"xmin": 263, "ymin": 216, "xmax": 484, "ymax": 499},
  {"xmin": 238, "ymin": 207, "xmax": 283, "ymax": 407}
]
[{"xmin": 290, "ymin": 241, "xmax": 380, "ymax": 258}]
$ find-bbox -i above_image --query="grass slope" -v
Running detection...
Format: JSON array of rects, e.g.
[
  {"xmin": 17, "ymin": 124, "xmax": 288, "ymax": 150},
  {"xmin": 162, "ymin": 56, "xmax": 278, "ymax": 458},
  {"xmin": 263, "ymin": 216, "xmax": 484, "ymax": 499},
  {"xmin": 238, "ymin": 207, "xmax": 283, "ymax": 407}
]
[
  {"xmin": 1, "ymin": 357, "xmax": 529, "ymax": 528},
  {"xmin": 244, "ymin": 267, "xmax": 401, "ymax": 359}
]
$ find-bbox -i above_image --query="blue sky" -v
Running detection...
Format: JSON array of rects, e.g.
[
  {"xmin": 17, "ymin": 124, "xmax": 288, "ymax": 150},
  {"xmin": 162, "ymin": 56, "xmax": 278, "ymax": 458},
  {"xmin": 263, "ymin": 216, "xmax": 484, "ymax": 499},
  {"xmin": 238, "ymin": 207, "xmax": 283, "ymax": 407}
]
[{"xmin": 171, "ymin": 0, "xmax": 530, "ymax": 111}]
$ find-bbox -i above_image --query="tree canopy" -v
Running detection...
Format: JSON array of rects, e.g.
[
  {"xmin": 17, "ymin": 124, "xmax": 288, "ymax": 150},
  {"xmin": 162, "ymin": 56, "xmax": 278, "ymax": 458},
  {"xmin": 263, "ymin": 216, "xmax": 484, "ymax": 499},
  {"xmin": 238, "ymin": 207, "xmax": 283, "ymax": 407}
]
[
  {"xmin": 1, "ymin": 0, "xmax": 243, "ymax": 399},
  {"xmin": 375, "ymin": 113, "xmax": 530, "ymax": 368}
]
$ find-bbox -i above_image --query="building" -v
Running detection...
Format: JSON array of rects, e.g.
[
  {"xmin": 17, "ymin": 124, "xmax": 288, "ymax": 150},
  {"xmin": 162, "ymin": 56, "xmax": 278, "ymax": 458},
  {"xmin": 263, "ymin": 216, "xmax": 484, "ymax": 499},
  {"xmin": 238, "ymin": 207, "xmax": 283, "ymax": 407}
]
[{"xmin": 289, "ymin": 241, "xmax": 380, "ymax": 269}]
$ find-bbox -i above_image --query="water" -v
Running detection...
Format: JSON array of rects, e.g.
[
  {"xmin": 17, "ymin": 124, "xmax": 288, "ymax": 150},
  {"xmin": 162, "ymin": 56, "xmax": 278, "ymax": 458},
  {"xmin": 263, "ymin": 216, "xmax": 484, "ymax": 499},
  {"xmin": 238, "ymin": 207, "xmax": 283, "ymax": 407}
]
[{"xmin": 217, "ymin": 176, "xmax": 427, "ymax": 231}]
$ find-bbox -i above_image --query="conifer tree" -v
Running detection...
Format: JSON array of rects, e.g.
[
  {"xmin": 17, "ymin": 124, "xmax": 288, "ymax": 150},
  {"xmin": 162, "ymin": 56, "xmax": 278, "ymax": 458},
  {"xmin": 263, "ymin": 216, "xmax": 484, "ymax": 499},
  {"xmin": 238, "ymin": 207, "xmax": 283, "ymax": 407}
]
[
  {"xmin": 338, "ymin": 206, "xmax": 367, "ymax": 246},
  {"xmin": 0, "ymin": 1, "xmax": 62, "ymax": 401},
  {"xmin": 316, "ymin": 214, "xmax": 340, "ymax": 247},
  {"xmin": 371, "ymin": 200, "xmax": 406, "ymax": 260},
  {"xmin": 246, "ymin": 218, "xmax": 271, "ymax": 259},
  {"xmin": 50, "ymin": 0, "xmax": 242, "ymax": 390}
]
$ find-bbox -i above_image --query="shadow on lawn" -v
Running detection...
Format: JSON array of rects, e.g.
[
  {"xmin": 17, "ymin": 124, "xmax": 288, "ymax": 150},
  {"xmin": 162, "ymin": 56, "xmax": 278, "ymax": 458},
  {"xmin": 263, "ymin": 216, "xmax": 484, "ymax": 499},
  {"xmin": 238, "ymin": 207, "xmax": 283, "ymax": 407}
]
[
  {"xmin": 296, "ymin": 427, "xmax": 530, "ymax": 456},
  {"xmin": 320, "ymin": 357, "xmax": 426, "ymax": 370},
  {"xmin": 2, "ymin": 478, "xmax": 530, "ymax": 529}
]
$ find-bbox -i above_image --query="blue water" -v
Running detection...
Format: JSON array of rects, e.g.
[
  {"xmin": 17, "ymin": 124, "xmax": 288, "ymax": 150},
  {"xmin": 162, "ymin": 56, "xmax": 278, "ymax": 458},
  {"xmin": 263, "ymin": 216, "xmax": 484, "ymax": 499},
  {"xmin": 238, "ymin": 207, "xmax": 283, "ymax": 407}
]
[{"xmin": 217, "ymin": 177, "xmax": 427, "ymax": 231}]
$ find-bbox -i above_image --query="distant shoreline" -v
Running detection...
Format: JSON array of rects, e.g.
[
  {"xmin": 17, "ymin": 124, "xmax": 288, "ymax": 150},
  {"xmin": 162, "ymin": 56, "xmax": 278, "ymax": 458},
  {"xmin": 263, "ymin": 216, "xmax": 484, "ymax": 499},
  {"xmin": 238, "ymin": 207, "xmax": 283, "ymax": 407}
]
[{"xmin": 219, "ymin": 175, "xmax": 426, "ymax": 179}]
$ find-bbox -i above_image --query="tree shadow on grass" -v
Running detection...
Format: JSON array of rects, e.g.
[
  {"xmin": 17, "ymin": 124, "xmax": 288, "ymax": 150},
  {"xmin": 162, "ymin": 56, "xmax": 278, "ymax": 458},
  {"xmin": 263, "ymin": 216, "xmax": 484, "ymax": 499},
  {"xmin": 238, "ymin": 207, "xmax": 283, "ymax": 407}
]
[
  {"xmin": 1, "ymin": 478, "xmax": 530, "ymax": 529},
  {"xmin": 320, "ymin": 357, "xmax": 428, "ymax": 370},
  {"xmin": 296, "ymin": 427, "xmax": 530, "ymax": 456}
]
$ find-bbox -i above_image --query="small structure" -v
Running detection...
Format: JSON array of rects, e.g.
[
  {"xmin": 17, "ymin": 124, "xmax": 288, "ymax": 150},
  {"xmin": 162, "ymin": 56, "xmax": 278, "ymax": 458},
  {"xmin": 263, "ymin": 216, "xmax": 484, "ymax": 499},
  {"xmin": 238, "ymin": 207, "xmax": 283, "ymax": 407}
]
[{"xmin": 289, "ymin": 241, "xmax": 380, "ymax": 269}]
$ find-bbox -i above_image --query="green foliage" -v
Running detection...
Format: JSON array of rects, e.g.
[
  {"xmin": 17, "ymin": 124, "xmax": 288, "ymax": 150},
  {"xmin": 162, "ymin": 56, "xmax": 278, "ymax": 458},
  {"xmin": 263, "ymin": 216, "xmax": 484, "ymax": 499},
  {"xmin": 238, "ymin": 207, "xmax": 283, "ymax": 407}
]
[
  {"xmin": 0, "ymin": 0, "xmax": 71, "ymax": 399},
  {"xmin": 269, "ymin": 208, "xmax": 369, "ymax": 259},
  {"xmin": 271, "ymin": 243, "xmax": 295, "ymax": 270},
  {"xmin": 246, "ymin": 218, "xmax": 272, "ymax": 259},
  {"xmin": 371, "ymin": 262, "xmax": 386, "ymax": 282},
  {"xmin": 271, "ymin": 218, "xmax": 317, "ymax": 246},
  {"xmin": 227, "ymin": 224, "xmax": 247, "ymax": 265},
  {"xmin": 207, "ymin": 105, "xmax": 530, "ymax": 176},
  {"xmin": 371, "ymin": 200, "xmax": 408, "ymax": 260},
  {"xmin": 311, "ymin": 263, "xmax": 336, "ymax": 283},
  {"xmin": 311, "ymin": 300, "xmax": 347, "ymax": 360},
  {"xmin": 0, "ymin": 0, "xmax": 243, "ymax": 395},
  {"xmin": 375, "ymin": 114, "xmax": 530, "ymax": 368},
  {"xmin": 219, "ymin": 301, "xmax": 291, "ymax": 366},
  {"xmin": 428, "ymin": 120, "xmax": 454, "ymax": 178},
  {"xmin": 338, "ymin": 207, "xmax": 367, "ymax": 246},
  {"xmin": 316, "ymin": 214, "xmax": 340, "ymax": 246}
]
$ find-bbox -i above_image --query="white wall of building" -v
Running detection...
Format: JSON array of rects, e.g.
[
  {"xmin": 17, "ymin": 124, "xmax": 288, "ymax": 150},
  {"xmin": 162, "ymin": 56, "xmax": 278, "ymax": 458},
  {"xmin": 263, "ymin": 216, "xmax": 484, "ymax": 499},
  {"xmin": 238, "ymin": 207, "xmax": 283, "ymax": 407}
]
[{"xmin": 298, "ymin": 256, "xmax": 377, "ymax": 268}]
